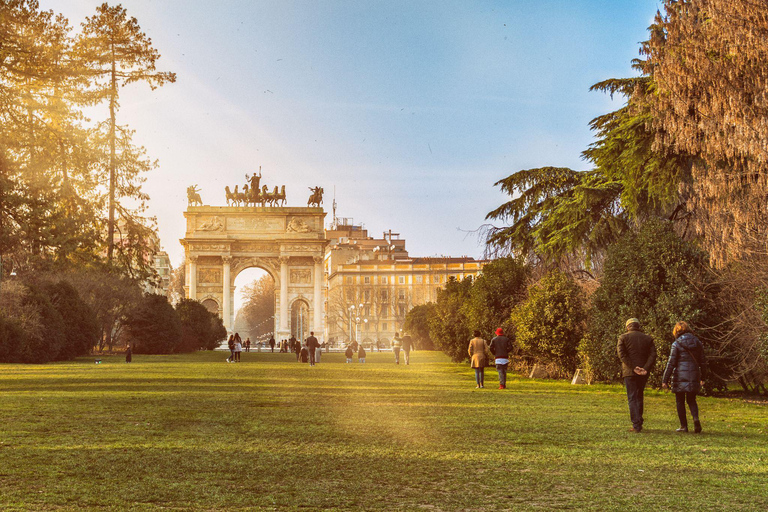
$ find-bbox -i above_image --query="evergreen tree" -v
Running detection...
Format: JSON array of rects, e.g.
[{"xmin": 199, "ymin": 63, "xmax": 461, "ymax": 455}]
[{"xmin": 428, "ymin": 277, "xmax": 473, "ymax": 363}]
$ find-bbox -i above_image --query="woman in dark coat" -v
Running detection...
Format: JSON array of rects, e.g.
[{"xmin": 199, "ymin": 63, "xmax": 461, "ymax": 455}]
[{"xmin": 662, "ymin": 321, "xmax": 707, "ymax": 433}]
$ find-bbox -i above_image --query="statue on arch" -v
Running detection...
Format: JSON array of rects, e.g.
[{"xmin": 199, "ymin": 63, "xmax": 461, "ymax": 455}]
[
  {"xmin": 246, "ymin": 167, "xmax": 262, "ymax": 195},
  {"xmin": 307, "ymin": 186, "xmax": 323, "ymax": 207},
  {"xmin": 187, "ymin": 185, "xmax": 203, "ymax": 206}
]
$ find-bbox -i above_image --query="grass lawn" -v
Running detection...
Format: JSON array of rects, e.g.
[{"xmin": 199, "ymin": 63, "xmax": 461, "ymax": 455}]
[{"xmin": 0, "ymin": 350, "xmax": 766, "ymax": 511}]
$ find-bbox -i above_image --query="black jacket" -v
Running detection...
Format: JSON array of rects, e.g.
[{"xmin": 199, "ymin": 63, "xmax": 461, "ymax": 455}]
[
  {"xmin": 307, "ymin": 336, "xmax": 319, "ymax": 350},
  {"xmin": 663, "ymin": 333, "xmax": 707, "ymax": 393},
  {"xmin": 489, "ymin": 335, "xmax": 512, "ymax": 359},
  {"xmin": 617, "ymin": 328, "xmax": 657, "ymax": 378}
]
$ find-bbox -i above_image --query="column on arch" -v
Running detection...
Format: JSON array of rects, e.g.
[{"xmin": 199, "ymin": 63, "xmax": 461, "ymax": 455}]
[
  {"xmin": 189, "ymin": 255, "xmax": 198, "ymax": 299},
  {"xmin": 279, "ymin": 256, "xmax": 289, "ymax": 332},
  {"xmin": 222, "ymin": 256, "xmax": 232, "ymax": 333},
  {"xmin": 313, "ymin": 255, "xmax": 324, "ymax": 338}
]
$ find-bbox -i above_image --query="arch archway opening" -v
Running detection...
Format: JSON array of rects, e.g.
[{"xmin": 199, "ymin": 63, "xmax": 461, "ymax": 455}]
[
  {"xmin": 233, "ymin": 267, "xmax": 275, "ymax": 345},
  {"xmin": 290, "ymin": 299, "xmax": 310, "ymax": 342}
]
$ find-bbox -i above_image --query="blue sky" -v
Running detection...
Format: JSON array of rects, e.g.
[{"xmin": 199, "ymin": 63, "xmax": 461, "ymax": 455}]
[{"xmin": 41, "ymin": 0, "xmax": 661, "ymax": 266}]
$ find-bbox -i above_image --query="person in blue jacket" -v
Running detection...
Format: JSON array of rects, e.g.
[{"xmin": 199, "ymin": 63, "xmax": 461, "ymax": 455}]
[{"xmin": 662, "ymin": 321, "xmax": 707, "ymax": 433}]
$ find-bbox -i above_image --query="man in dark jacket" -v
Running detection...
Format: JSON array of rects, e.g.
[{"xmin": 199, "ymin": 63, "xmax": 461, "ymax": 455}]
[
  {"xmin": 401, "ymin": 331, "xmax": 415, "ymax": 365},
  {"xmin": 617, "ymin": 318, "xmax": 657, "ymax": 433},
  {"xmin": 269, "ymin": 336, "xmax": 276, "ymax": 353},
  {"xmin": 306, "ymin": 332, "xmax": 319, "ymax": 366},
  {"xmin": 490, "ymin": 328, "xmax": 512, "ymax": 389}
]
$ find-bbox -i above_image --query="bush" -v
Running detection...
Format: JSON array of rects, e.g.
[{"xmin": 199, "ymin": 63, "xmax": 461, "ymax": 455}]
[
  {"xmin": 462, "ymin": 256, "xmax": 528, "ymax": 338},
  {"xmin": 580, "ymin": 220, "xmax": 720, "ymax": 386},
  {"xmin": 124, "ymin": 294, "xmax": 182, "ymax": 354},
  {"xmin": 404, "ymin": 303, "xmax": 436, "ymax": 350},
  {"xmin": 175, "ymin": 299, "xmax": 226, "ymax": 352},
  {"xmin": 511, "ymin": 270, "xmax": 586, "ymax": 376},
  {"xmin": 43, "ymin": 280, "xmax": 99, "ymax": 359},
  {"xmin": 429, "ymin": 277, "xmax": 473, "ymax": 362}
]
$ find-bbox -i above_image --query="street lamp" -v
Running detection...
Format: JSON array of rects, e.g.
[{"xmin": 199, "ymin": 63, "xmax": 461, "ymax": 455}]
[{"xmin": 348, "ymin": 304, "xmax": 355, "ymax": 343}]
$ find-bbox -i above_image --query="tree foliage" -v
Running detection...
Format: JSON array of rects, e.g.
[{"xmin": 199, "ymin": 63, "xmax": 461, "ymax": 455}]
[
  {"xmin": 428, "ymin": 277, "xmax": 473, "ymax": 363},
  {"xmin": 462, "ymin": 256, "xmax": 528, "ymax": 337},
  {"xmin": 642, "ymin": 0, "xmax": 768, "ymax": 267},
  {"xmin": 237, "ymin": 275, "xmax": 275, "ymax": 341},
  {"xmin": 124, "ymin": 293, "xmax": 181, "ymax": 354},
  {"xmin": 175, "ymin": 298, "xmax": 226, "ymax": 352},
  {"xmin": 511, "ymin": 270, "xmax": 587, "ymax": 376},
  {"xmin": 579, "ymin": 220, "xmax": 727, "ymax": 388},
  {"xmin": 404, "ymin": 303, "xmax": 436, "ymax": 350}
]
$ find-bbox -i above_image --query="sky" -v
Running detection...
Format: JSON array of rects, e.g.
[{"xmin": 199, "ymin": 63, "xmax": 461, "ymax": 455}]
[{"xmin": 40, "ymin": 0, "xmax": 661, "ymax": 269}]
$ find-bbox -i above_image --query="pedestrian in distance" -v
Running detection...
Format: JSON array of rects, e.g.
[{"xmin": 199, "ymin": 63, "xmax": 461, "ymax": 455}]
[
  {"xmin": 392, "ymin": 333, "xmax": 403, "ymax": 364},
  {"xmin": 489, "ymin": 328, "xmax": 512, "ymax": 389},
  {"xmin": 269, "ymin": 336, "xmax": 276, "ymax": 353},
  {"xmin": 468, "ymin": 330, "xmax": 489, "ymax": 388},
  {"xmin": 233, "ymin": 333, "xmax": 243, "ymax": 362},
  {"xmin": 345, "ymin": 344, "xmax": 354, "ymax": 363},
  {"xmin": 617, "ymin": 318, "xmax": 657, "ymax": 433},
  {"xmin": 226, "ymin": 335, "xmax": 235, "ymax": 363},
  {"xmin": 125, "ymin": 344, "xmax": 132, "ymax": 363},
  {"xmin": 245, "ymin": 338, "xmax": 251, "ymax": 352},
  {"xmin": 662, "ymin": 321, "xmax": 707, "ymax": 433},
  {"xmin": 401, "ymin": 331, "xmax": 415, "ymax": 365},
  {"xmin": 299, "ymin": 344, "xmax": 309, "ymax": 363},
  {"xmin": 307, "ymin": 331, "xmax": 320, "ymax": 366},
  {"xmin": 358, "ymin": 344, "xmax": 366, "ymax": 363},
  {"xmin": 290, "ymin": 336, "xmax": 299, "ymax": 361}
]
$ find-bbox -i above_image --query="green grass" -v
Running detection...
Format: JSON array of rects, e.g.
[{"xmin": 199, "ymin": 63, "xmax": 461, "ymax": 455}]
[{"xmin": 0, "ymin": 350, "xmax": 766, "ymax": 511}]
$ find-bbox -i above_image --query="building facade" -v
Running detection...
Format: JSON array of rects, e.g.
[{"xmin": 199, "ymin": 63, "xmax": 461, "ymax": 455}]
[{"xmin": 324, "ymin": 218, "xmax": 486, "ymax": 347}]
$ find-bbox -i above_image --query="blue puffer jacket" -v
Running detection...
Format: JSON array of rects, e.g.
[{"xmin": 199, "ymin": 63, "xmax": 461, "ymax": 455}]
[{"xmin": 662, "ymin": 333, "xmax": 707, "ymax": 393}]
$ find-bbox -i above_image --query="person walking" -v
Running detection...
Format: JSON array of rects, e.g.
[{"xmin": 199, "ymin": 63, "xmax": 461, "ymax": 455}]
[
  {"xmin": 245, "ymin": 338, "xmax": 251, "ymax": 353},
  {"xmin": 401, "ymin": 331, "xmax": 415, "ymax": 365},
  {"xmin": 269, "ymin": 336, "xmax": 276, "ymax": 353},
  {"xmin": 392, "ymin": 333, "xmax": 403, "ymax": 364},
  {"xmin": 489, "ymin": 328, "xmax": 512, "ymax": 389},
  {"xmin": 306, "ymin": 331, "xmax": 319, "ymax": 366},
  {"xmin": 468, "ymin": 330, "xmax": 489, "ymax": 388},
  {"xmin": 345, "ymin": 345, "xmax": 354, "ymax": 363},
  {"xmin": 125, "ymin": 344, "xmax": 132, "ymax": 363},
  {"xmin": 290, "ymin": 336, "xmax": 299, "ymax": 361},
  {"xmin": 617, "ymin": 318, "xmax": 657, "ymax": 433},
  {"xmin": 226, "ymin": 335, "xmax": 235, "ymax": 363},
  {"xmin": 662, "ymin": 321, "xmax": 707, "ymax": 433},
  {"xmin": 233, "ymin": 333, "xmax": 243, "ymax": 362},
  {"xmin": 358, "ymin": 344, "xmax": 366, "ymax": 363}
]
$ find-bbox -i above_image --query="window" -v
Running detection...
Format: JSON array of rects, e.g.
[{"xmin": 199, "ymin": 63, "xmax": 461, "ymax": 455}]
[
  {"xmin": 398, "ymin": 305, "xmax": 406, "ymax": 317},
  {"xmin": 398, "ymin": 276, "xmax": 405, "ymax": 284},
  {"xmin": 434, "ymin": 276, "xmax": 441, "ymax": 284},
  {"xmin": 379, "ymin": 304, "xmax": 388, "ymax": 316},
  {"xmin": 382, "ymin": 323, "xmax": 388, "ymax": 331},
  {"xmin": 381, "ymin": 276, "xmax": 388, "ymax": 285},
  {"xmin": 398, "ymin": 289, "xmax": 406, "ymax": 300},
  {"xmin": 380, "ymin": 289, "xmax": 388, "ymax": 301},
  {"xmin": 364, "ymin": 276, "xmax": 370, "ymax": 284},
  {"xmin": 365, "ymin": 306, "xmax": 371, "ymax": 316},
  {"xmin": 415, "ymin": 275, "xmax": 423, "ymax": 284},
  {"xmin": 346, "ymin": 276, "xmax": 354, "ymax": 284},
  {"xmin": 364, "ymin": 290, "xmax": 370, "ymax": 301}
]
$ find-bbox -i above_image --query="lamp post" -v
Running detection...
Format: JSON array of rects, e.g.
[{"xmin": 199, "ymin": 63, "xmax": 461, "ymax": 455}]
[{"xmin": 348, "ymin": 304, "xmax": 355, "ymax": 343}]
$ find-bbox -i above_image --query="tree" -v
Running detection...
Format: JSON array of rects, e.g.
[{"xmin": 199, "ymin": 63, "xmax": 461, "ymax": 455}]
[
  {"xmin": 124, "ymin": 293, "xmax": 181, "ymax": 354},
  {"xmin": 238, "ymin": 275, "xmax": 275, "ymax": 340},
  {"xmin": 175, "ymin": 299, "xmax": 225, "ymax": 352},
  {"xmin": 404, "ymin": 303, "xmax": 436, "ymax": 350},
  {"xmin": 642, "ymin": 0, "xmax": 768, "ymax": 266},
  {"xmin": 428, "ymin": 276, "xmax": 473, "ymax": 363},
  {"xmin": 511, "ymin": 270, "xmax": 587, "ymax": 376},
  {"xmin": 42, "ymin": 279, "xmax": 99, "ymax": 359},
  {"xmin": 462, "ymin": 256, "xmax": 528, "ymax": 338},
  {"xmin": 76, "ymin": 3, "xmax": 175, "ymax": 264}
]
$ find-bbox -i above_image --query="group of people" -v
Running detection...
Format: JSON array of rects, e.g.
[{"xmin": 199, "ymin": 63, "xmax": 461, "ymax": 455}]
[
  {"xmin": 225, "ymin": 333, "xmax": 251, "ymax": 362},
  {"xmin": 469, "ymin": 318, "xmax": 708, "ymax": 434}
]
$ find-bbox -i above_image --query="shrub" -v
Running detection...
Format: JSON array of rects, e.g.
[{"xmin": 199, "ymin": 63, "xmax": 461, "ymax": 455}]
[
  {"xmin": 580, "ymin": 220, "xmax": 720, "ymax": 386},
  {"xmin": 175, "ymin": 298, "xmax": 226, "ymax": 352},
  {"xmin": 43, "ymin": 280, "xmax": 99, "ymax": 359},
  {"xmin": 462, "ymin": 256, "xmax": 528, "ymax": 337},
  {"xmin": 124, "ymin": 294, "xmax": 182, "ymax": 354},
  {"xmin": 429, "ymin": 277, "xmax": 473, "ymax": 362},
  {"xmin": 511, "ymin": 270, "xmax": 586, "ymax": 376}
]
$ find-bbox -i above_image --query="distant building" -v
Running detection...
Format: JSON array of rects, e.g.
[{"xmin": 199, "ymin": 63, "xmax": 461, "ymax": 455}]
[
  {"xmin": 324, "ymin": 217, "xmax": 487, "ymax": 347},
  {"xmin": 149, "ymin": 250, "xmax": 172, "ymax": 297}
]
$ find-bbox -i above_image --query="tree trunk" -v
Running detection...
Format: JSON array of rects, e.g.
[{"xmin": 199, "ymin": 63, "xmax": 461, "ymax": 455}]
[{"xmin": 107, "ymin": 45, "xmax": 117, "ymax": 263}]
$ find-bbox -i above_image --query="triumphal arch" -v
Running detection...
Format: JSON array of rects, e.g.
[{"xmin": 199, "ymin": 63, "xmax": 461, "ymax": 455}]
[{"xmin": 180, "ymin": 191, "xmax": 327, "ymax": 342}]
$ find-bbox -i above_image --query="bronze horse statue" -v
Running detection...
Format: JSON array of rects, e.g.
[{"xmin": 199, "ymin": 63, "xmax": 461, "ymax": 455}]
[
  {"xmin": 187, "ymin": 185, "xmax": 203, "ymax": 206},
  {"xmin": 307, "ymin": 186, "xmax": 323, "ymax": 207}
]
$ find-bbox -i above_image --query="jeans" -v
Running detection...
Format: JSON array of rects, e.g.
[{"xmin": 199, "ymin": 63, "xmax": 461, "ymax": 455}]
[
  {"xmin": 496, "ymin": 364, "xmax": 508, "ymax": 387},
  {"xmin": 675, "ymin": 391, "xmax": 700, "ymax": 427},
  {"xmin": 309, "ymin": 349, "xmax": 316, "ymax": 366},
  {"xmin": 624, "ymin": 375, "xmax": 649, "ymax": 430},
  {"xmin": 393, "ymin": 347, "xmax": 401, "ymax": 363},
  {"xmin": 404, "ymin": 349, "xmax": 411, "ymax": 365},
  {"xmin": 474, "ymin": 367, "xmax": 484, "ymax": 386}
]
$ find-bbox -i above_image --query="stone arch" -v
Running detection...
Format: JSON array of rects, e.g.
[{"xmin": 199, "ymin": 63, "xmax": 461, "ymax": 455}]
[
  {"xmin": 290, "ymin": 297, "xmax": 311, "ymax": 341},
  {"xmin": 201, "ymin": 297, "xmax": 220, "ymax": 314}
]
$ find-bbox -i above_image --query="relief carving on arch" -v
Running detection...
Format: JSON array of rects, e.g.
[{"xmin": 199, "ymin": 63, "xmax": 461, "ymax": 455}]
[{"xmin": 290, "ymin": 269, "xmax": 312, "ymax": 284}]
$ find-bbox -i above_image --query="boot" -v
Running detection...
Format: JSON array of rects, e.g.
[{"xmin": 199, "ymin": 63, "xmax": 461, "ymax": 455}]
[
  {"xmin": 693, "ymin": 420, "xmax": 702, "ymax": 433},
  {"xmin": 675, "ymin": 426, "xmax": 688, "ymax": 433}
]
